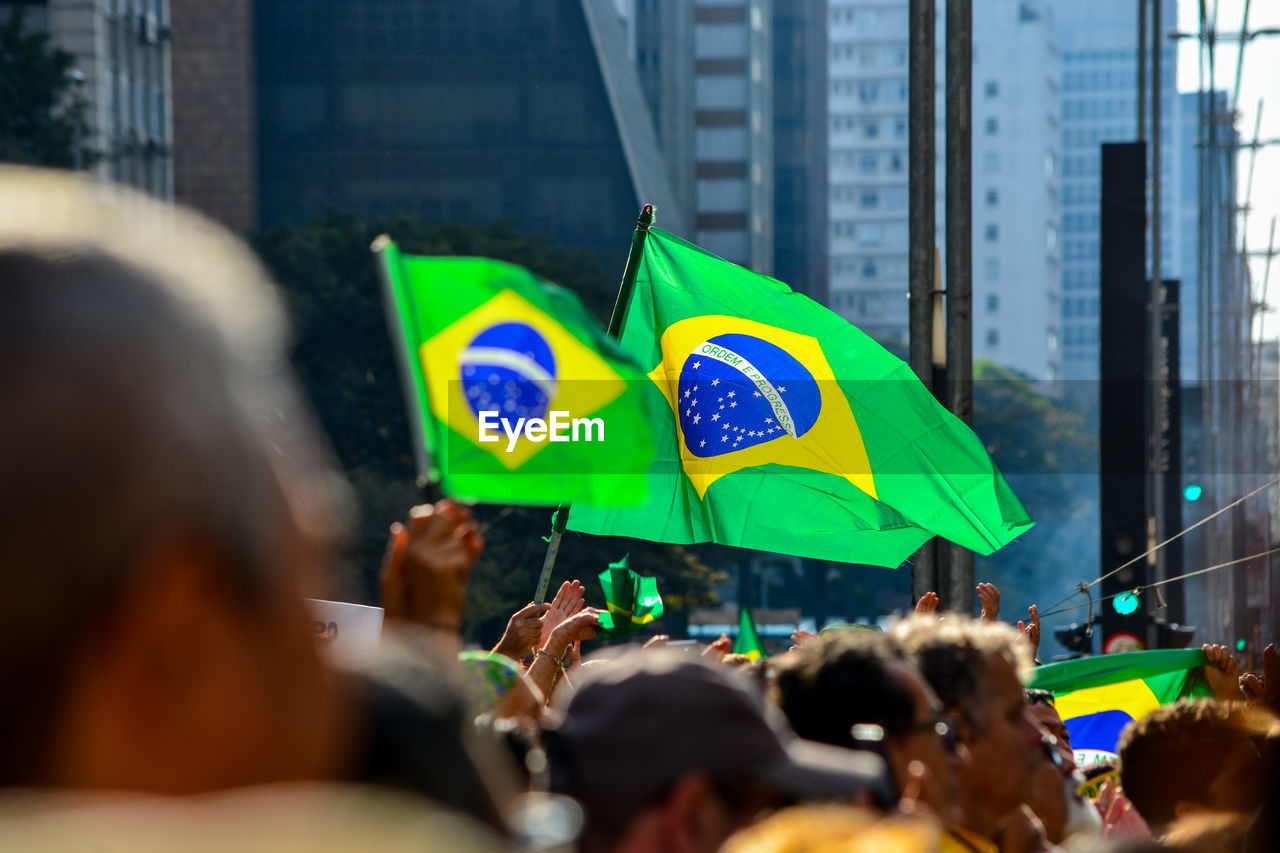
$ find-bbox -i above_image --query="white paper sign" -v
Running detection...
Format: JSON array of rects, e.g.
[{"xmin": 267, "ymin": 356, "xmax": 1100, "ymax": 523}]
[{"xmin": 306, "ymin": 599, "xmax": 384, "ymax": 658}]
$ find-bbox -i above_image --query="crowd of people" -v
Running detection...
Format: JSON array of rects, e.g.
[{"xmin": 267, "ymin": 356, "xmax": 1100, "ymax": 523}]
[{"xmin": 1, "ymin": 167, "xmax": 1277, "ymax": 852}]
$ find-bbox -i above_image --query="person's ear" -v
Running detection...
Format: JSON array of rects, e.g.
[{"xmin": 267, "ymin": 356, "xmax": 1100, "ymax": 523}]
[{"xmin": 660, "ymin": 771, "xmax": 731, "ymax": 853}]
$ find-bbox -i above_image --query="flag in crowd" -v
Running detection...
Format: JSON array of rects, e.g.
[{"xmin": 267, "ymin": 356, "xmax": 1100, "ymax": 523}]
[
  {"xmin": 594, "ymin": 555, "xmax": 664, "ymax": 640},
  {"xmin": 733, "ymin": 606, "xmax": 767, "ymax": 661},
  {"xmin": 1025, "ymin": 648, "xmax": 1213, "ymax": 763},
  {"xmin": 568, "ymin": 226, "xmax": 1033, "ymax": 566},
  {"xmin": 377, "ymin": 240, "xmax": 659, "ymax": 507}
]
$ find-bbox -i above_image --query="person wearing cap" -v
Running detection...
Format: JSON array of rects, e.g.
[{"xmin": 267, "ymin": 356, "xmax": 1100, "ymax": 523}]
[{"xmin": 541, "ymin": 650, "xmax": 892, "ymax": 853}]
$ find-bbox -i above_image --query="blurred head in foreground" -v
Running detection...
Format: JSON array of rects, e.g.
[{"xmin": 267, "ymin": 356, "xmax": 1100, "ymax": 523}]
[
  {"xmin": 543, "ymin": 651, "xmax": 892, "ymax": 853},
  {"xmin": 0, "ymin": 168, "xmax": 352, "ymax": 792},
  {"xmin": 1117, "ymin": 698, "xmax": 1277, "ymax": 836}
]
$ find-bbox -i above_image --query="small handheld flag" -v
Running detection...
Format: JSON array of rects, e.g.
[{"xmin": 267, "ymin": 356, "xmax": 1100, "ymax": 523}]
[
  {"xmin": 594, "ymin": 555, "xmax": 664, "ymax": 639},
  {"xmin": 376, "ymin": 239, "xmax": 660, "ymax": 507},
  {"xmin": 733, "ymin": 606, "xmax": 766, "ymax": 661}
]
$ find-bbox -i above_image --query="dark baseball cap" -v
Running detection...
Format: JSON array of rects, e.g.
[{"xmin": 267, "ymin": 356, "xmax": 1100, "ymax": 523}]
[{"xmin": 542, "ymin": 651, "xmax": 892, "ymax": 813}]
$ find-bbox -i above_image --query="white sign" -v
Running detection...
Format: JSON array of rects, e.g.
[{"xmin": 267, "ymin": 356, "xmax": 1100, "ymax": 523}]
[{"xmin": 306, "ymin": 599, "xmax": 384, "ymax": 658}]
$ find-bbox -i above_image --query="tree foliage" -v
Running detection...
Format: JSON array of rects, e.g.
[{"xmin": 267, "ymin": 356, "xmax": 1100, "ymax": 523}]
[
  {"xmin": 0, "ymin": 7, "xmax": 97, "ymax": 169},
  {"xmin": 251, "ymin": 211, "xmax": 723, "ymax": 643}
]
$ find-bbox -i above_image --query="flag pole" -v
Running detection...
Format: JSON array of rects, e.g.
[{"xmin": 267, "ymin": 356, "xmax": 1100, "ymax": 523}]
[
  {"xmin": 533, "ymin": 204, "xmax": 656, "ymax": 602},
  {"xmin": 372, "ymin": 234, "xmax": 440, "ymax": 500}
]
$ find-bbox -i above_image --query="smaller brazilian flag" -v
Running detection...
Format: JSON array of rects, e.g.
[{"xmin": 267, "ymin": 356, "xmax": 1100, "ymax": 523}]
[
  {"xmin": 594, "ymin": 555, "xmax": 663, "ymax": 639},
  {"xmin": 377, "ymin": 239, "xmax": 658, "ymax": 506},
  {"xmin": 733, "ymin": 606, "xmax": 766, "ymax": 661},
  {"xmin": 1025, "ymin": 649, "xmax": 1211, "ymax": 764}
]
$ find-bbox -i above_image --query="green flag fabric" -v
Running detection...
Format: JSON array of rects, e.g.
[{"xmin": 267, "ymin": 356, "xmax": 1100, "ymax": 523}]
[
  {"xmin": 567, "ymin": 227, "xmax": 1032, "ymax": 565},
  {"xmin": 594, "ymin": 555, "xmax": 664, "ymax": 639},
  {"xmin": 733, "ymin": 606, "xmax": 766, "ymax": 661},
  {"xmin": 1025, "ymin": 650, "xmax": 1211, "ymax": 763},
  {"xmin": 378, "ymin": 240, "xmax": 658, "ymax": 506}
]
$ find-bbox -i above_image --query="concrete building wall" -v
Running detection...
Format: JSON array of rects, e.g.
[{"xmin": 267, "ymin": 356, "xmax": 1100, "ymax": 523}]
[{"xmin": 170, "ymin": 0, "xmax": 256, "ymax": 232}]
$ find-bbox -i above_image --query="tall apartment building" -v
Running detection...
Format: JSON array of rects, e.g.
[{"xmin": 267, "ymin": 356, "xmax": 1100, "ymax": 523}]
[
  {"xmin": 827, "ymin": 0, "xmax": 1061, "ymax": 379},
  {"xmin": 9, "ymin": 0, "xmax": 174, "ymax": 200},
  {"xmin": 628, "ymin": 0, "xmax": 774, "ymax": 272},
  {"xmin": 1044, "ymin": 0, "xmax": 1180, "ymax": 383},
  {"xmin": 254, "ymin": 0, "xmax": 684, "ymax": 262}
]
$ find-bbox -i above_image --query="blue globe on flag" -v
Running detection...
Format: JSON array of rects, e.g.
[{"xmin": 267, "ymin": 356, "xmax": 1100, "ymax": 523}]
[
  {"xmin": 459, "ymin": 322, "xmax": 558, "ymax": 421},
  {"xmin": 677, "ymin": 333, "xmax": 820, "ymax": 458}
]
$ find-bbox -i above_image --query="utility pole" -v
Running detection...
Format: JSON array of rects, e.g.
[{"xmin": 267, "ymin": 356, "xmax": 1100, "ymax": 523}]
[
  {"xmin": 908, "ymin": 0, "xmax": 939, "ymax": 606},
  {"xmin": 945, "ymin": 0, "xmax": 974, "ymax": 616}
]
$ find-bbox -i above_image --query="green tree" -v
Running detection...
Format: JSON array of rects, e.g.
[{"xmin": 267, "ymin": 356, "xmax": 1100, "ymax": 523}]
[
  {"xmin": 252, "ymin": 211, "xmax": 724, "ymax": 644},
  {"xmin": 972, "ymin": 360, "xmax": 1098, "ymax": 653},
  {"xmin": 0, "ymin": 6, "xmax": 97, "ymax": 169}
]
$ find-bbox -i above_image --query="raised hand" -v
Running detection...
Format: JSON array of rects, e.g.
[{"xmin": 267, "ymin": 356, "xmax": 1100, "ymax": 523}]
[
  {"xmin": 492, "ymin": 601, "xmax": 552, "ymax": 661},
  {"xmin": 915, "ymin": 591, "xmax": 939, "ymax": 616},
  {"xmin": 977, "ymin": 582, "xmax": 1001, "ymax": 621},
  {"xmin": 1202, "ymin": 643, "xmax": 1241, "ymax": 702},
  {"xmin": 1240, "ymin": 643, "xmax": 1280, "ymax": 715},
  {"xmin": 380, "ymin": 500, "xmax": 483, "ymax": 633},
  {"xmin": 540, "ymin": 579, "xmax": 586, "ymax": 647},
  {"xmin": 1017, "ymin": 605, "xmax": 1041, "ymax": 660},
  {"xmin": 702, "ymin": 633, "xmax": 733, "ymax": 661},
  {"xmin": 789, "ymin": 628, "xmax": 817, "ymax": 652}
]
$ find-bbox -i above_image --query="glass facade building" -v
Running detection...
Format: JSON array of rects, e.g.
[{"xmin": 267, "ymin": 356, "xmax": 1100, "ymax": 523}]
[{"xmin": 256, "ymin": 0, "xmax": 684, "ymax": 262}]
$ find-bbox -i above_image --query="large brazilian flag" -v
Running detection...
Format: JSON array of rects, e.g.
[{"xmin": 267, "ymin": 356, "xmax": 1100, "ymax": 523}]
[
  {"xmin": 568, "ymin": 227, "xmax": 1032, "ymax": 565},
  {"xmin": 1026, "ymin": 649, "xmax": 1212, "ymax": 764},
  {"xmin": 377, "ymin": 239, "xmax": 658, "ymax": 506}
]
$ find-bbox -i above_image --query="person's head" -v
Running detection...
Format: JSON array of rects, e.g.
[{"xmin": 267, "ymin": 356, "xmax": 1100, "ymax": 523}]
[
  {"xmin": 1025, "ymin": 689, "xmax": 1074, "ymax": 769},
  {"xmin": 543, "ymin": 651, "xmax": 892, "ymax": 853},
  {"xmin": 1117, "ymin": 698, "xmax": 1277, "ymax": 835},
  {"xmin": 0, "ymin": 168, "xmax": 352, "ymax": 792},
  {"xmin": 889, "ymin": 615, "xmax": 1041, "ymax": 838},
  {"xmin": 772, "ymin": 629, "xmax": 961, "ymax": 822}
]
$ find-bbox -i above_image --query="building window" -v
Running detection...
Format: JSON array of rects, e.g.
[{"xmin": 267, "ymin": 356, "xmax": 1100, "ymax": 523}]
[
  {"xmin": 985, "ymin": 117, "xmax": 999, "ymax": 135},
  {"xmin": 985, "ymin": 80, "xmax": 999, "ymax": 98},
  {"xmin": 892, "ymin": 117, "xmax": 907, "ymax": 139},
  {"xmin": 985, "ymin": 188, "xmax": 998, "ymax": 207},
  {"xmin": 884, "ymin": 187, "xmax": 907, "ymax": 211},
  {"xmin": 986, "ymin": 294, "xmax": 999, "ymax": 312},
  {"xmin": 859, "ymin": 190, "xmax": 879, "ymax": 210},
  {"xmin": 859, "ymin": 153, "xmax": 878, "ymax": 174},
  {"xmin": 984, "ymin": 224, "xmax": 999, "ymax": 242},
  {"xmin": 858, "ymin": 81, "xmax": 879, "ymax": 103},
  {"xmin": 986, "ymin": 329, "xmax": 999, "ymax": 347},
  {"xmin": 862, "ymin": 258, "xmax": 878, "ymax": 280},
  {"xmin": 889, "ymin": 152, "xmax": 904, "ymax": 173},
  {"xmin": 858, "ymin": 223, "xmax": 882, "ymax": 246},
  {"xmin": 862, "ymin": 120, "xmax": 879, "ymax": 139}
]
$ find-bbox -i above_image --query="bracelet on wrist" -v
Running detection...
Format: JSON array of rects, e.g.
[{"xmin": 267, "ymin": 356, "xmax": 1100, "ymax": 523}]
[{"xmin": 536, "ymin": 646, "xmax": 571, "ymax": 669}]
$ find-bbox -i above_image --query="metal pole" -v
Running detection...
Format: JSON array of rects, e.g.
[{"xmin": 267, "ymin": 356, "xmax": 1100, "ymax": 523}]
[
  {"xmin": 1149, "ymin": 0, "xmax": 1166, "ymax": 610},
  {"xmin": 945, "ymin": 0, "xmax": 974, "ymax": 615},
  {"xmin": 908, "ymin": 0, "xmax": 939, "ymax": 605},
  {"xmin": 533, "ymin": 204, "xmax": 656, "ymax": 602},
  {"xmin": 1138, "ymin": 0, "xmax": 1147, "ymax": 140}
]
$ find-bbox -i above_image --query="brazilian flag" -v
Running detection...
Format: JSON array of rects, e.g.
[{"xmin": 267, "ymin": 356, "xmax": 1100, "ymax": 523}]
[
  {"xmin": 594, "ymin": 555, "xmax": 663, "ymax": 640},
  {"xmin": 733, "ymin": 606, "xmax": 766, "ymax": 661},
  {"xmin": 1025, "ymin": 649, "xmax": 1212, "ymax": 763},
  {"xmin": 568, "ymin": 228, "xmax": 1032, "ymax": 565},
  {"xmin": 377, "ymin": 239, "xmax": 658, "ymax": 506}
]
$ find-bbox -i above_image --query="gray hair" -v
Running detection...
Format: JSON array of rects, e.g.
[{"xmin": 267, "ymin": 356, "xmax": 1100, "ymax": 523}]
[
  {"xmin": 888, "ymin": 614, "xmax": 1033, "ymax": 723},
  {"xmin": 0, "ymin": 168, "xmax": 349, "ymax": 782}
]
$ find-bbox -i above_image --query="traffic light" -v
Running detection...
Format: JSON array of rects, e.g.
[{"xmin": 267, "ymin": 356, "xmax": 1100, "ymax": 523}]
[
  {"xmin": 1183, "ymin": 483, "xmax": 1203, "ymax": 502},
  {"xmin": 1153, "ymin": 619, "xmax": 1196, "ymax": 649},
  {"xmin": 1054, "ymin": 619, "xmax": 1096, "ymax": 655}
]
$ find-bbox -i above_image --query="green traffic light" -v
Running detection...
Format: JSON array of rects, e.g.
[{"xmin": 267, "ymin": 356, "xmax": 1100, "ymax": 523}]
[
  {"xmin": 1236, "ymin": 638, "xmax": 1247, "ymax": 651},
  {"xmin": 1183, "ymin": 483, "xmax": 1203, "ymax": 501},
  {"xmin": 1114, "ymin": 591, "xmax": 1140, "ymax": 615}
]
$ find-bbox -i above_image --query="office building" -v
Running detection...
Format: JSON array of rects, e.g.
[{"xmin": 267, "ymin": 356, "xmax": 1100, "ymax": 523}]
[{"xmin": 255, "ymin": 0, "xmax": 685, "ymax": 261}]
